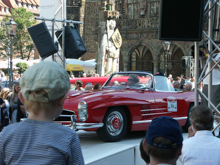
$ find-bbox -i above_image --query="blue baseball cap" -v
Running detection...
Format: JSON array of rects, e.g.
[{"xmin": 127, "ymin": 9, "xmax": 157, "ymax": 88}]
[{"xmin": 145, "ymin": 116, "xmax": 183, "ymax": 149}]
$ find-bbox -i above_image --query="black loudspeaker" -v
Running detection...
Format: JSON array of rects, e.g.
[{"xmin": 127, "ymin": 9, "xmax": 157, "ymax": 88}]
[
  {"xmin": 159, "ymin": 0, "xmax": 204, "ymax": 41},
  {"xmin": 55, "ymin": 25, "xmax": 87, "ymax": 59},
  {"xmin": 28, "ymin": 22, "xmax": 58, "ymax": 58}
]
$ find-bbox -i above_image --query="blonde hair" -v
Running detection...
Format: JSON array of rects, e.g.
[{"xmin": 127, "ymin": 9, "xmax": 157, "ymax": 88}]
[
  {"xmin": 0, "ymin": 88, "xmax": 10, "ymax": 99},
  {"xmin": 23, "ymin": 90, "xmax": 61, "ymax": 116},
  {"xmin": 11, "ymin": 83, "xmax": 20, "ymax": 101},
  {"xmin": 2, "ymin": 88, "xmax": 10, "ymax": 100}
]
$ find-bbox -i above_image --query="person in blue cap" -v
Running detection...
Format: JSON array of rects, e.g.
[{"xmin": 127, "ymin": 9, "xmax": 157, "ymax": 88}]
[{"xmin": 143, "ymin": 116, "xmax": 183, "ymax": 165}]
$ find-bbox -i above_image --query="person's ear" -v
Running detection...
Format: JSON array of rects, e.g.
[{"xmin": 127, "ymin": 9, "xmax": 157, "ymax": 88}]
[
  {"xmin": 18, "ymin": 91, "xmax": 25, "ymax": 104},
  {"xmin": 177, "ymin": 146, "xmax": 182, "ymax": 158},
  {"xmin": 143, "ymin": 139, "xmax": 147, "ymax": 152}
]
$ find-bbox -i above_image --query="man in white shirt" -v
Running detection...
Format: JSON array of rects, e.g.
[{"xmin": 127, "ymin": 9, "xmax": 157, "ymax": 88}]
[
  {"xmin": 179, "ymin": 105, "xmax": 220, "ymax": 164},
  {"xmin": 201, "ymin": 47, "xmax": 220, "ymax": 134}
]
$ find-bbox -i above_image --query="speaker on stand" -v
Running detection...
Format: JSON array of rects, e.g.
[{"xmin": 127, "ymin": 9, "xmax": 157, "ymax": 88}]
[
  {"xmin": 28, "ymin": 22, "xmax": 58, "ymax": 58},
  {"xmin": 55, "ymin": 25, "xmax": 87, "ymax": 59}
]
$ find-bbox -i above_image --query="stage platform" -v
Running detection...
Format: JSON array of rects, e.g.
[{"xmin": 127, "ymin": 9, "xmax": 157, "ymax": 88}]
[{"xmin": 77, "ymin": 130, "xmax": 188, "ymax": 165}]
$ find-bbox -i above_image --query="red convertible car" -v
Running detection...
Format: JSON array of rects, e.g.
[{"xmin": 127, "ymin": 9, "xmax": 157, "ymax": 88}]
[{"xmin": 58, "ymin": 71, "xmax": 194, "ymax": 142}]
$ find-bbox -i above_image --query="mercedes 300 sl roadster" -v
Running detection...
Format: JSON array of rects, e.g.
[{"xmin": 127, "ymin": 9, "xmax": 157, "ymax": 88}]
[{"xmin": 58, "ymin": 71, "xmax": 194, "ymax": 142}]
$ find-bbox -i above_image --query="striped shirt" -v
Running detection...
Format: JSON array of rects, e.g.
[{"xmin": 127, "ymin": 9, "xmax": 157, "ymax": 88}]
[{"xmin": 0, "ymin": 119, "xmax": 85, "ymax": 165}]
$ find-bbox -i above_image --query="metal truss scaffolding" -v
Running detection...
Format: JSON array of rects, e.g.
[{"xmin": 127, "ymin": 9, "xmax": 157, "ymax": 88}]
[{"xmin": 194, "ymin": 0, "xmax": 220, "ymax": 134}]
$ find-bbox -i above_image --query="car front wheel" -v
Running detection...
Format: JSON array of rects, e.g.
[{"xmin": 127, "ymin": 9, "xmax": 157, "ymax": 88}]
[{"xmin": 96, "ymin": 108, "xmax": 127, "ymax": 142}]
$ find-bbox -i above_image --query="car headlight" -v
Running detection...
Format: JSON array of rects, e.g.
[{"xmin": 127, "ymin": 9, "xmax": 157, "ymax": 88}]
[{"xmin": 78, "ymin": 101, "xmax": 88, "ymax": 121}]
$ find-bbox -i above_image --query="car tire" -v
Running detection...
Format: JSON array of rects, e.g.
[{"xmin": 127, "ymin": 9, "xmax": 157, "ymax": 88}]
[
  {"xmin": 182, "ymin": 104, "xmax": 194, "ymax": 132},
  {"xmin": 96, "ymin": 108, "xmax": 127, "ymax": 142}
]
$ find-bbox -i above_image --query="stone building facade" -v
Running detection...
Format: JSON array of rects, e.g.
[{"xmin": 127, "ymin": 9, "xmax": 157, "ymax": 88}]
[{"xmin": 67, "ymin": 0, "xmax": 200, "ymax": 78}]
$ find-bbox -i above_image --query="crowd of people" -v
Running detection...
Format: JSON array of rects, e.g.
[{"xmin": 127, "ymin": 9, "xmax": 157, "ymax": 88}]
[
  {"xmin": 0, "ymin": 71, "xmax": 21, "ymax": 82},
  {"xmin": 69, "ymin": 72, "xmax": 100, "ymax": 79},
  {"xmin": 167, "ymin": 73, "xmax": 203, "ymax": 92},
  {"xmin": 0, "ymin": 81, "xmax": 24, "ymax": 131}
]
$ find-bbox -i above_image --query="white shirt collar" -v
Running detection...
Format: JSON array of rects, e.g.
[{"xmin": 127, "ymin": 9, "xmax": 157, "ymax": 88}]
[{"xmin": 194, "ymin": 130, "xmax": 213, "ymax": 137}]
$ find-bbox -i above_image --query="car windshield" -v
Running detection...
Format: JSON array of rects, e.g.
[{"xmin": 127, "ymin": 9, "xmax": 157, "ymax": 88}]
[
  {"xmin": 103, "ymin": 72, "xmax": 153, "ymax": 89},
  {"xmin": 103, "ymin": 72, "xmax": 175, "ymax": 92},
  {"xmin": 154, "ymin": 76, "xmax": 175, "ymax": 92}
]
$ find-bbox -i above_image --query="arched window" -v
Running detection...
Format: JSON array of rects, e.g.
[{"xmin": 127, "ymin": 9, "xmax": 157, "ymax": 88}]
[{"xmin": 130, "ymin": 45, "xmax": 153, "ymax": 72}]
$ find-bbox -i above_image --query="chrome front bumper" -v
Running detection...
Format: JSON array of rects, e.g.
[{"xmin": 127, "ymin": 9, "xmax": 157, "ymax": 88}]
[{"xmin": 61, "ymin": 115, "xmax": 104, "ymax": 130}]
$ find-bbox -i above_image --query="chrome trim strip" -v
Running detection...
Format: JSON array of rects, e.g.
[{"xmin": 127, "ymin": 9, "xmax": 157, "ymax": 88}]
[
  {"xmin": 173, "ymin": 117, "xmax": 187, "ymax": 120},
  {"xmin": 133, "ymin": 116, "xmax": 187, "ymax": 124},
  {"xmin": 141, "ymin": 112, "xmax": 172, "ymax": 116},
  {"xmin": 141, "ymin": 108, "xmax": 167, "ymax": 112},
  {"xmin": 70, "ymin": 123, "xmax": 104, "ymax": 130},
  {"xmin": 63, "ymin": 109, "xmax": 75, "ymax": 113}
]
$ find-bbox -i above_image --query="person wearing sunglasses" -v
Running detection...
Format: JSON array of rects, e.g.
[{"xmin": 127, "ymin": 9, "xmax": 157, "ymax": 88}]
[{"xmin": 127, "ymin": 74, "xmax": 139, "ymax": 86}]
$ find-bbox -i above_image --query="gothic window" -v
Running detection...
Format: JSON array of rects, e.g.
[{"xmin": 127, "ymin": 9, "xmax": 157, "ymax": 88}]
[
  {"xmin": 130, "ymin": 46, "xmax": 153, "ymax": 72},
  {"xmin": 127, "ymin": 0, "xmax": 140, "ymax": 19},
  {"xmin": 147, "ymin": 0, "xmax": 160, "ymax": 17},
  {"xmin": 131, "ymin": 52, "xmax": 137, "ymax": 71}
]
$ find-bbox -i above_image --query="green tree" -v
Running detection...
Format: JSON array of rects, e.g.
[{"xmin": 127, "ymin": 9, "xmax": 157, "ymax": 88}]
[
  {"xmin": 16, "ymin": 62, "xmax": 29, "ymax": 75},
  {"xmin": 0, "ymin": 7, "xmax": 36, "ymax": 60}
]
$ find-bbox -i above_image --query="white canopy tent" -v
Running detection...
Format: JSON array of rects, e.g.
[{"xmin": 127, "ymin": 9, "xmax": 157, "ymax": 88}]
[{"xmin": 0, "ymin": 59, "xmax": 39, "ymax": 69}]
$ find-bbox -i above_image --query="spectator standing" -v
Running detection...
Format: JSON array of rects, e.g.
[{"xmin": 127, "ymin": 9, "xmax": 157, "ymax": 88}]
[
  {"xmin": 189, "ymin": 76, "xmax": 195, "ymax": 90},
  {"xmin": 180, "ymin": 74, "xmax": 185, "ymax": 89},
  {"xmin": 198, "ymin": 80, "xmax": 204, "ymax": 91},
  {"xmin": 0, "ymin": 61, "xmax": 85, "ymax": 165},
  {"xmin": 143, "ymin": 116, "xmax": 183, "ymax": 165},
  {"xmin": 174, "ymin": 76, "xmax": 181, "ymax": 83},
  {"xmin": 173, "ymin": 81, "xmax": 181, "ymax": 91},
  {"xmin": 201, "ymin": 46, "xmax": 220, "ymax": 133},
  {"xmin": 0, "ymin": 94, "xmax": 4, "ymax": 131},
  {"xmin": 0, "ymin": 71, "xmax": 2, "ymax": 83},
  {"xmin": 179, "ymin": 105, "xmax": 220, "ymax": 164},
  {"xmin": 16, "ymin": 96, "xmax": 26, "ymax": 122},
  {"xmin": 168, "ymin": 74, "xmax": 172, "ymax": 80},
  {"xmin": 0, "ymin": 88, "xmax": 10, "ymax": 128},
  {"xmin": 183, "ymin": 82, "xmax": 193, "ymax": 92},
  {"xmin": 9, "ymin": 82, "xmax": 20, "ymax": 124},
  {"xmin": 185, "ymin": 75, "xmax": 190, "ymax": 84},
  {"xmin": 83, "ymin": 73, "xmax": 87, "ymax": 77}
]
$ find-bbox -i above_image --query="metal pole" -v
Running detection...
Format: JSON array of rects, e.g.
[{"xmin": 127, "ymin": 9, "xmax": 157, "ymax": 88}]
[
  {"xmin": 7, "ymin": 51, "xmax": 9, "ymax": 80},
  {"xmin": 208, "ymin": 0, "xmax": 213, "ymax": 108},
  {"xmin": 165, "ymin": 51, "xmax": 167, "ymax": 77},
  {"xmin": 10, "ymin": 37, "xmax": 13, "ymax": 89},
  {"xmin": 62, "ymin": 23, "xmax": 66, "ymax": 68},
  {"xmin": 52, "ymin": 20, "xmax": 55, "ymax": 61},
  {"xmin": 194, "ymin": 41, "xmax": 199, "ymax": 106}
]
